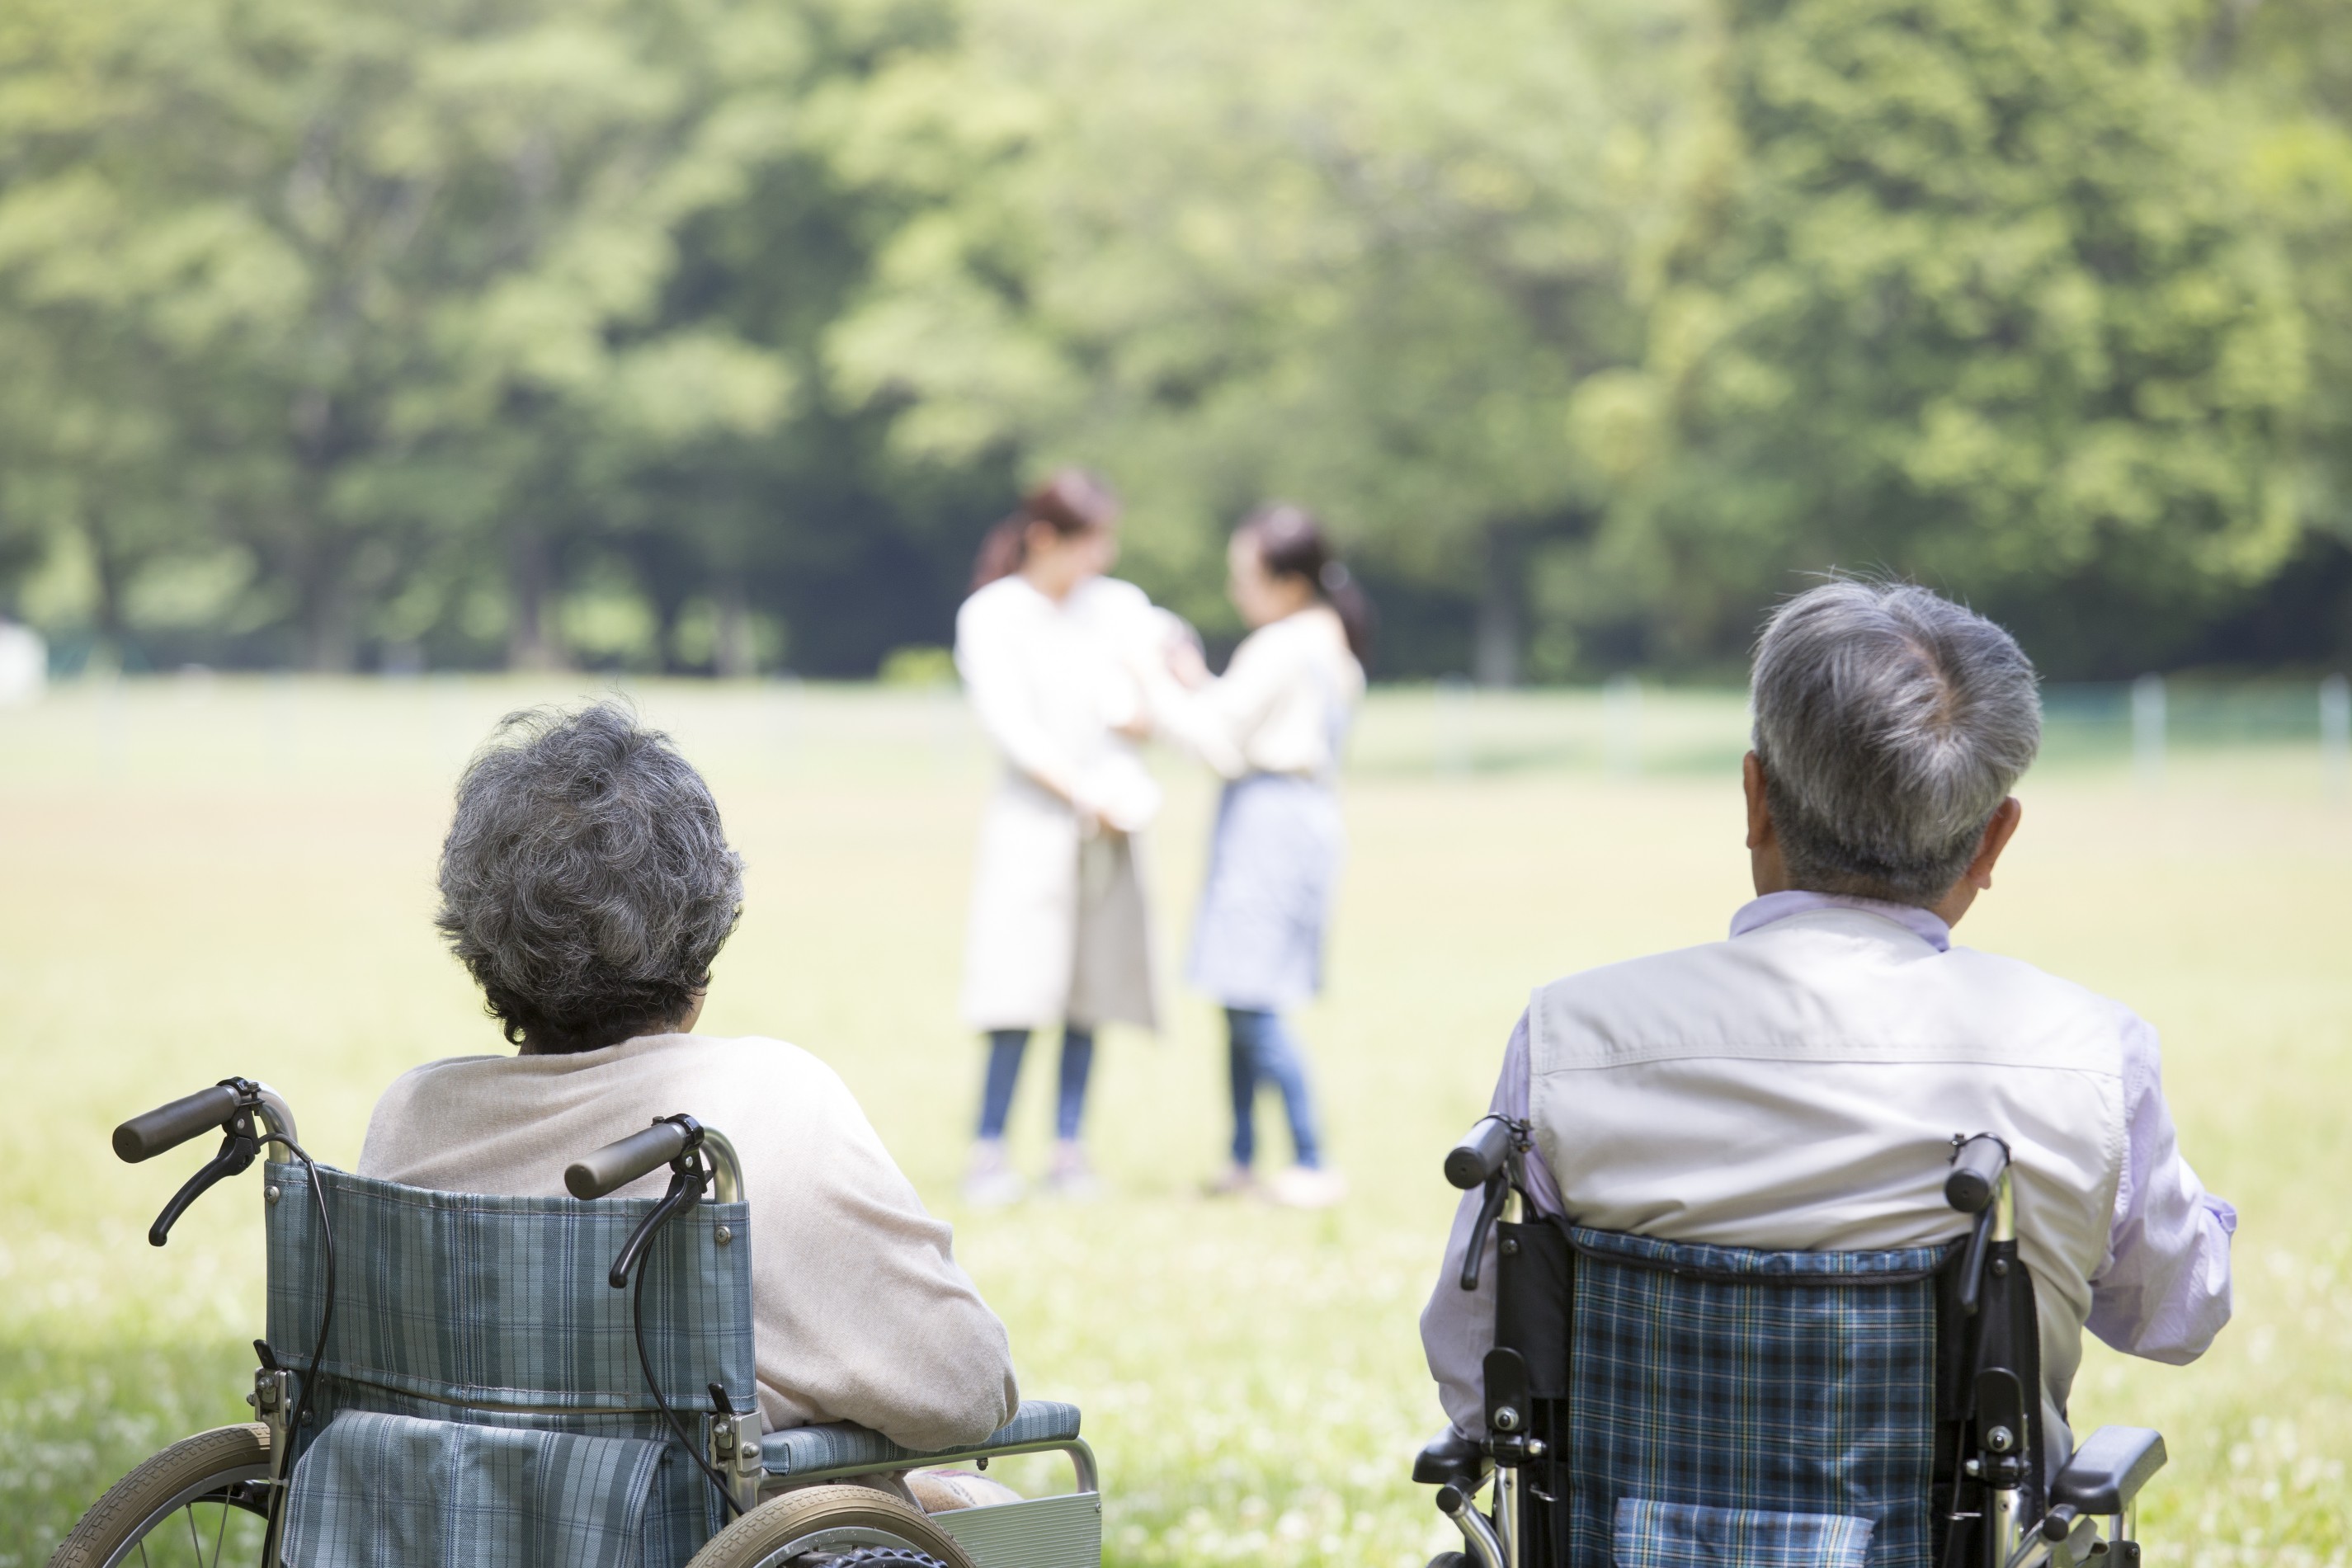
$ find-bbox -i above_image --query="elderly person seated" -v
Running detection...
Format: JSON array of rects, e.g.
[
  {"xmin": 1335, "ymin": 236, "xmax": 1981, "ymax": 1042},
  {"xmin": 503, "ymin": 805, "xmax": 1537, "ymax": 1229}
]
[
  {"xmin": 361, "ymin": 702, "xmax": 1017, "ymax": 1453},
  {"xmin": 1421, "ymin": 580, "xmax": 2235, "ymax": 1463}
]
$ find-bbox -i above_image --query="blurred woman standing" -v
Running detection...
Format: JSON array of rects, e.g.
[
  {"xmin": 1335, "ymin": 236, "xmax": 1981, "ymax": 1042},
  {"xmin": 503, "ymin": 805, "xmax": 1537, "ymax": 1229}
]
[
  {"xmin": 1149, "ymin": 505, "xmax": 1369, "ymax": 1208},
  {"xmin": 954, "ymin": 470, "xmax": 1165, "ymax": 1204}
]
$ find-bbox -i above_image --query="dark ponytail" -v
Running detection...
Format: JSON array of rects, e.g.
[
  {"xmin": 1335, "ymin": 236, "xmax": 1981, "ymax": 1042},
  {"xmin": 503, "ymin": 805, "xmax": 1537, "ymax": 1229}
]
[
  {"xmin": 969, "ymin": 469, "xmax": 1123, "ymax": 591},
  {"xmin": 1237, "ymin": 503, "xmax": 1375, "ymax": 667}
]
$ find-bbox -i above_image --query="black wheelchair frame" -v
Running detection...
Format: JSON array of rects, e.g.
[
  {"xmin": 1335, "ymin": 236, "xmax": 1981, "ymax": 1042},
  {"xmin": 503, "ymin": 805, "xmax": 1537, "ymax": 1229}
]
[{"xmin": 1414, "ymin": 1118, "xmax": 2169, "ymax": 1568}]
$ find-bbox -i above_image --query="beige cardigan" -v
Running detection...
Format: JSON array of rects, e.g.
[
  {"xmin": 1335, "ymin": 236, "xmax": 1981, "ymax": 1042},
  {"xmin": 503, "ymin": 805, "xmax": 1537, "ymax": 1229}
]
[
  {"xmin": 358, "ymin": 1032, "xmax": 1019, "ymax": 1451},
  {"xmin": 1145, "ymin": 605, "xmax": 1364, "ymax": 780}
]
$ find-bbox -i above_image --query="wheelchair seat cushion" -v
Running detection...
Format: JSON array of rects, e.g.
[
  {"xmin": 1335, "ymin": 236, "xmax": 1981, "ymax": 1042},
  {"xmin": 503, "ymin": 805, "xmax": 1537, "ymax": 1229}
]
[{"xmin": 761, "ymin": 1400, "xmax": 1083, "ymax": 1479}]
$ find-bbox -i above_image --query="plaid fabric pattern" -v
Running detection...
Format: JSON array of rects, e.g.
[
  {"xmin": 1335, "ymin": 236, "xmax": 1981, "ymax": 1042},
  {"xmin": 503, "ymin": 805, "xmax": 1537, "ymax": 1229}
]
[
  {"xmin": 282, "ymin": 1410, "xmax": 665, "ymax": 1568},
  {"xmin": 264, "ymin": 1163, "xmax": 755, "ymax": 1568},
  {"xmin": 1565, "ymin": 1226, "xmax": 1948, "ymax": 1568},
  {"xmin": 759, "ymin": 1400, "xmax": 1083, "ymax": 1477},
  {"xmin": 265, "ymin": 1164, "xmax": 756, "ymax": 1413},
  {"xmin": 290, "ymin": 1380, "xmax": 718, "ymax": 1566},
  {"xmin": 1614, "ymin": 1499, "xmax": 1874, "ymax": 1568}
]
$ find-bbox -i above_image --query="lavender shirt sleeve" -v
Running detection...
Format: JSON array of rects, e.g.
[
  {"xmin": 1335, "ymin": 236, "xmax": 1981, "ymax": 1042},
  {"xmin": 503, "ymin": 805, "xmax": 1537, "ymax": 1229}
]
[
  {"xmin": 1419, "ymin": 1010, "xmax": 1567, "ymax": 1438},
  {"xmin": 2086, "ymin": 1015, "xmax": 2236, "ymax": 1362}
]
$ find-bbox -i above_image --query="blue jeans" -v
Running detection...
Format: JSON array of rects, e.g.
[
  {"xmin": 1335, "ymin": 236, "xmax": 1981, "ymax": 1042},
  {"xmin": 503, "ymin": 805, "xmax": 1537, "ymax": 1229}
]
[
  {"xmin": 1227, "ymin": 1007, "xmax": 1322, "ymax": 1168},
  {"xmin": 978, "ymin": 1027, "xmax": 1096, "ymax": 1142}
]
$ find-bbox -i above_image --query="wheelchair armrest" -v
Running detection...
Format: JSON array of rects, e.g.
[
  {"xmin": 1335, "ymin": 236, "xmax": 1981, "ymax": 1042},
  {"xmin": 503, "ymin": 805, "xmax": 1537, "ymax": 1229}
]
[
  {"xmin": 1413, "ymin": 1425, "xmax": 1487, "ymax": 1487},
  {"xmin": 2050, "ymin": 1426, "xmax": 2166, "ymax": 1514},
  {"xmin": 762, "ymin": 1400, "xmax": 1085, "ymax": 1479}
]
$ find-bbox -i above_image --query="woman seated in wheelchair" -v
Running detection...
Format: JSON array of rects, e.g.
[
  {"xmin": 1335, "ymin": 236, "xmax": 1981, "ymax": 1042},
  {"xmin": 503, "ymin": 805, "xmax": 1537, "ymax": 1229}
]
[{"xmin": 363, "ymin": 700, "xmax": 1018, "ymax": 1456}]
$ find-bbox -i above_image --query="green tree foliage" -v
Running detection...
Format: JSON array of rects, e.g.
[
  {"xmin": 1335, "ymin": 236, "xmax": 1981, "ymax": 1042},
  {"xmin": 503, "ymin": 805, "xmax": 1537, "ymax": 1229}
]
[
  {"xmin": 1584, "ymin": 0, "xmax": 2307, "ymax": 670},
  {"xmin": 823, "ymin": 0, "xmax": 1700, "ymax": 674},
  {"xmin": 0, "ymin": 0, "xmax": 900, "ymax": 668},
  {"xmin": 0, "ymin": 0, "xmax": 2340, "ymax": 676},
  {"xmin": 2232, "ymin": 0, "xmax": 2352, "ymax": 592}
]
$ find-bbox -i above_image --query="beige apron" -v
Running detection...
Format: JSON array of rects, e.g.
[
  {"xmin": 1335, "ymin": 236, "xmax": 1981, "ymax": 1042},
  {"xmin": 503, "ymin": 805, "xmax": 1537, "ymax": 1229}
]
[{"xmin": 959, "ymin": 771, "xmax": 1158, "ymax": 1033}]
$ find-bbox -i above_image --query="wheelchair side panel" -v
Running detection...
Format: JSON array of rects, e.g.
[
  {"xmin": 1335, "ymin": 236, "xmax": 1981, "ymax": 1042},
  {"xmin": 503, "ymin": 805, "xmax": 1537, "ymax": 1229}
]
[{"xmin": 934, "ymin": 1493, "xmax": 1103, "ymax": 1568}]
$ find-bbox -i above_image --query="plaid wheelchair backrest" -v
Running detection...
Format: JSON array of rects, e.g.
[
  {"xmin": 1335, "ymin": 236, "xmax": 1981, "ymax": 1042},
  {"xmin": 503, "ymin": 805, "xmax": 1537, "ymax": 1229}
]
[
  {"xmin": 262, "ymin": 1161, "xmax": 756, "ymax": 1568},
  {"xmin": 1522, "ymin": 1225, "xmax": 1957, "ymax": 1568}
]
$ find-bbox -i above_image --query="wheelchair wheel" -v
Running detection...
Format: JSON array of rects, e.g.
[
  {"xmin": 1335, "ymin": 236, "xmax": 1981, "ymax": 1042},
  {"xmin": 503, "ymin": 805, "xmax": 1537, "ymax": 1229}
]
[
  {"xmin": 48, "ymin": 1424, "xmax": 272, "ymax": 1568},
  {"xmin": 690, "ymin": 1483, "xmax": 979, "ymax": 1568}
]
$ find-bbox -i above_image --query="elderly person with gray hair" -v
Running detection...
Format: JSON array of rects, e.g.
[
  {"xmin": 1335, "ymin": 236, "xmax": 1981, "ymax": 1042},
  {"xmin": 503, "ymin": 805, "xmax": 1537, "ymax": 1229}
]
[
  {"xmin": 360, "ymin": 703, "xmax": 1019, "ymax": 1453},
  {"xmin": 1421, "ymin": 581, "xmax": 2234, "ymax": 1463}
]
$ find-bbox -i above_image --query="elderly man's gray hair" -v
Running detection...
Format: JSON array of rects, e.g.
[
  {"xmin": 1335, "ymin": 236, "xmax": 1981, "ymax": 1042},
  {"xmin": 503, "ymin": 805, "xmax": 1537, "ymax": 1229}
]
[
  {"xmin": 1751, "ymin": 582, "xmax": 2041, "ymax": 905},
  {"xmin": 436, "ymin": 702, "xmax": 744, "ymax": 1054}
]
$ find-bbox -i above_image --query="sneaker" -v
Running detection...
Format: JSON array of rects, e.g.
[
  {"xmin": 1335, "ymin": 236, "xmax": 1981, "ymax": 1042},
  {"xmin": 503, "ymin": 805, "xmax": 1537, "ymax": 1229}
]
[
  {"xmin": 1041, "ymin": 1141, "xmax": 1105, "ymax": 1201},
  {"xmin": 962, "ymin": 1141, "xmax": 1026, "ymax": 1208},
  {"xmin": 1202, "ymin": 1164, "xmax": 1258, "ymax": 1198},
  {"xmin": 1265, "ymin": 1164, "xmax": 1347, "ymax": 1209}
]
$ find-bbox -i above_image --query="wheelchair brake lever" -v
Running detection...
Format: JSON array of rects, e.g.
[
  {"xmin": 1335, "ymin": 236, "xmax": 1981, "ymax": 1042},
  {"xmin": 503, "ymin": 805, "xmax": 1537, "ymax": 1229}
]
[
  {"xmin": 1956, "ymin": 1204, "xmax": 1996, "ymax": 1316},
  {"xmin": 1459, "ymin": 1173, "xmax": 1512, "ymax": 1292},
  {"xmin": 607, "ymin": 1161, "xmax": 706, "ymax": 1289},
  {"xmin": 148, "ymin": 1119, "xmax": 259, "ymax": 1247}
]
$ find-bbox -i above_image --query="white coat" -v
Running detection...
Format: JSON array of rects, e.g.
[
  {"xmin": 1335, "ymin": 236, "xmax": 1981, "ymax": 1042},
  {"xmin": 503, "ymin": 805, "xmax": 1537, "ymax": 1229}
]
[{"xmin": 954, "ymin": 573, "xmax": 1166, "ymax": 1033}]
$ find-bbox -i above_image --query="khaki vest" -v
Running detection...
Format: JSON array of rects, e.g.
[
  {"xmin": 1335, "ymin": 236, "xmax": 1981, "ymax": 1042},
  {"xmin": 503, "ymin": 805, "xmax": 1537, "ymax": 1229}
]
[{"xmin": 1526, "ymin": 907, "xmax": 2127, "ymax": 1437}]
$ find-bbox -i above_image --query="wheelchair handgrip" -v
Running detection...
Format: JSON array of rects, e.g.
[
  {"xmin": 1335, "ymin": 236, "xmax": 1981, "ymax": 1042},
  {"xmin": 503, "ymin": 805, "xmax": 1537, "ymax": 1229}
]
[
  {"xmin": 114, "ymin": 1086, "xmax": 243, "ymax": 1164},
  {"xmin": 1445, "ymin": 1117, "xmax": 1515, "ymax": 1191},
  {"xmin": 1945, "ymin": 1132, "xmax": 2010, "ymax": 1214},
  {"xmin": 568, "ymin": 1122, "xmax": 691, "ymax": 1200}
]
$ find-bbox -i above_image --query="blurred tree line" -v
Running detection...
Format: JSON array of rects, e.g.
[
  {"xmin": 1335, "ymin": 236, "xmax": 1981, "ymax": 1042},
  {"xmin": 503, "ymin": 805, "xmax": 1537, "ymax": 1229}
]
[{"xmin": 0, "ymin": 0, "xmax": 2344, "ymax": 680}]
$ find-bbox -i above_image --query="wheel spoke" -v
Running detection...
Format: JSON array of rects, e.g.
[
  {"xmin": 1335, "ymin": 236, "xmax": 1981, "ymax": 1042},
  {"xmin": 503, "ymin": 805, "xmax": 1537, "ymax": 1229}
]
[
  {"xmin": 210, "ymin": 1496, "xmax": 230, "ymax": 1566},
  {"xmin": 187, "ymin": 1502, "xmax": 204, "ymax": 1562}
]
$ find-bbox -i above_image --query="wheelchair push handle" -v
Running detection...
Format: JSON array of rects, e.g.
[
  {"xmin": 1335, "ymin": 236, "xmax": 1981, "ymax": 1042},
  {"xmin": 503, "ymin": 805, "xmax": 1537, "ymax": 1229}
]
[
  {"xmin": 567, "ymin": 1120, "xmax": 694, "ymax": 1200},
  {"xmin": 1945, "ymin": 1132, "xmax": 2011, "ymax": 1214},
  {"xmin": 1445, "ymin": 1116, "xmax": 1518, "ymax": 1191},
  {"xmin": 113, "ymin": 1085, "xmax": 245, "ymax": 1164}
]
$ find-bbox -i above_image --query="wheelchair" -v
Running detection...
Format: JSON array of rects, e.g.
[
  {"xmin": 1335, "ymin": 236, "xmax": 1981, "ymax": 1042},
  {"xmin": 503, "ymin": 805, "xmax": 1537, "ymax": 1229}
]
[
  {"xmin": 51, "ymin": 1079, "xmax": 1102, "ymax": 1568},
  {"xmin": 1414, "ymin": 1117, "xmax": 2169, "ymax": 1568}
]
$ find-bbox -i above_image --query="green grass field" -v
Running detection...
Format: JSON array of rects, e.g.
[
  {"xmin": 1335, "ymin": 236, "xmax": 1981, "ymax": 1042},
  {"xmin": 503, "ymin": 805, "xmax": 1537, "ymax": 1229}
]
[{"xmin": 2, "ymin": 679, "xmax": 2346, "ymax": 1566}]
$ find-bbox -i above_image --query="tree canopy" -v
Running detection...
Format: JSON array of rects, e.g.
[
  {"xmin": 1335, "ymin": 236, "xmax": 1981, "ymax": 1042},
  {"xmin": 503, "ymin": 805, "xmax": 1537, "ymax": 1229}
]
[{"xmin": 0, "ymin": 0, "xmax": 2342, "ymax": 678}]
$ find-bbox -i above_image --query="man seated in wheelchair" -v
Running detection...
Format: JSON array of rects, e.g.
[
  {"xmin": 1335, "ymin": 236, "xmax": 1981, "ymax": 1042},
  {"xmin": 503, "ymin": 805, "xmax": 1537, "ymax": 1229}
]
[
  {"xmin": 1417, "ymin": 582, "xmax": 2234, "ymax": 1568},
  {"xmin": 363, "ymin": 701, "xmax": 1020, "ymax": 1456}
]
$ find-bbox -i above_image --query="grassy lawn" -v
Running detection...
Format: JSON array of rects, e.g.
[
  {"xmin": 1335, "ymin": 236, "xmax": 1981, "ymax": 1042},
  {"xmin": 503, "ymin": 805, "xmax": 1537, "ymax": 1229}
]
[{"xmin": 2, "ymin": 678, "xmax": 2345, "ymax": 1565}]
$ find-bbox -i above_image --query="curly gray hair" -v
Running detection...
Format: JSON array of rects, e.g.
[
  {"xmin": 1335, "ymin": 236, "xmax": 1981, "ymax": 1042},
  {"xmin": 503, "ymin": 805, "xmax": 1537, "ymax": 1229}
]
[
  {"xmin": 436, "ymin": 702, "xmax": 744, "ymax": 1055},
  {"xmin": 1751, "ymin": 581, "xmax": 2042, "ymax": 905}
]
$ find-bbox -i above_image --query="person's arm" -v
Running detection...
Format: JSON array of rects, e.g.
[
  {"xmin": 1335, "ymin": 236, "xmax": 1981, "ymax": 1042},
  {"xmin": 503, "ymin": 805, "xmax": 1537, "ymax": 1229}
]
[
  {"xmin": 955, "ymin": 593, "xmax": 1086, "ymax": 807},
  {"xmin": 1419, "ymin": 1010, "xmax": 1566, "ymax": 1439},
  {"xmin": 2085, "ymin": 1015, "xmax": 2236, "ymax": 1363},
  {"xmin": 754, "ymin": 1067, "xmax": 1020, "ymax": 1450},
  {"xmin": 1139, "ymin": 626, "xmax": 1293, "ymax": 779}
]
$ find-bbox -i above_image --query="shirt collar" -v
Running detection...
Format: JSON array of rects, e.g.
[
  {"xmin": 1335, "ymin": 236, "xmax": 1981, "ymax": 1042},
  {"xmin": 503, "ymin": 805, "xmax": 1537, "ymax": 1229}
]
[{"xmin": 1730, "ymin": 889, "xmax": 1951, "ymax": 952}]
